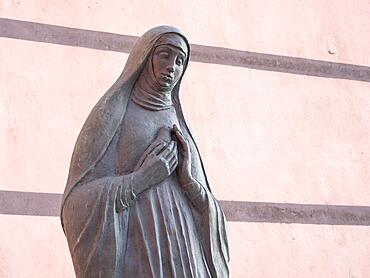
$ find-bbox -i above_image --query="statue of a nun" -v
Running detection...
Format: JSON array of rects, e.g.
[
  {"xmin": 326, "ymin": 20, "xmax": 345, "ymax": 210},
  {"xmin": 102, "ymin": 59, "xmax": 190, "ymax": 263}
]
[{"xmin": 61, "ymin": 26, "xmax": 229, "ymax": 278}]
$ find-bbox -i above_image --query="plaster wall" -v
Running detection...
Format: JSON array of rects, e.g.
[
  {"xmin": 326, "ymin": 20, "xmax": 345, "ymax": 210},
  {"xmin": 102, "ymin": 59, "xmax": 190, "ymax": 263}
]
[
  {"xmin": 1, "ymin": 215, "xmax": 370, "ymax": 278},
  {"xmin": 1, "ymin": 1, "xmax": 370, "ymax": 277},
  {"xmin": 2, "ymin": 0, "xmax": 370, "ymax": 65}
]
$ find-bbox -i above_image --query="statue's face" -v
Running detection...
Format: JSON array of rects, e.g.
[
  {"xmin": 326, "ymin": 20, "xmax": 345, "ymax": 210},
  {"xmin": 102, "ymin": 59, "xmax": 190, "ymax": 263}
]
[{"xmin": 152, "ymin": 39, "xmax": 187, "ymax": 89}]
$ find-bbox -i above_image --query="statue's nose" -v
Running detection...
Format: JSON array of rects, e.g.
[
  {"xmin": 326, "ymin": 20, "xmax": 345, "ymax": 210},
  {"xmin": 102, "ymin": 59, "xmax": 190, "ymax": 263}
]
[{"xmin": 166, "ymin": 60, "xmax": 175, "ymax": 73}]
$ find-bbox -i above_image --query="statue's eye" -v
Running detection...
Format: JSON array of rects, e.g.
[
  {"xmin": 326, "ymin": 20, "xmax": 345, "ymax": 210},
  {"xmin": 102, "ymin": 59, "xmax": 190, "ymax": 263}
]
[{"xmin": 176, "ymin": 57, "xmax": 184, "ymax": 66}]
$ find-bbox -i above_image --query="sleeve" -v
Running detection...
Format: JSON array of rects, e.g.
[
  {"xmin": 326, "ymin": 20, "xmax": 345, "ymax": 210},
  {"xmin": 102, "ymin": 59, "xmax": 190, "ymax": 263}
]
[{"xmin": 62, "ymin": 176, "xmax": 129, "ymax": 277}]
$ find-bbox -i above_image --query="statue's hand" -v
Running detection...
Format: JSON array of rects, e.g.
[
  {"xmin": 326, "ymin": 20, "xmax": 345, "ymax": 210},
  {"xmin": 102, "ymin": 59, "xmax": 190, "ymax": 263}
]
[
  {"xmin": 134, "ymin": 140, "xmax": 178, "ymax": 194},
  {"xmin": 173, "ymin": 124, "xmax": 194, "ymax": 185},
  {"xmin": 133, "ymin": 127, "xmax": 170, "ymax": 171}
]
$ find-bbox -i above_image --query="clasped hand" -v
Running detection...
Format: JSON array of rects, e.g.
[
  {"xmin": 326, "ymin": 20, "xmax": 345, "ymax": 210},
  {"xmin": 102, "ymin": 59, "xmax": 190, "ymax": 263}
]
[{"xmin": 132, "ymin": 125, "xmax": 193, "ymax": 195}]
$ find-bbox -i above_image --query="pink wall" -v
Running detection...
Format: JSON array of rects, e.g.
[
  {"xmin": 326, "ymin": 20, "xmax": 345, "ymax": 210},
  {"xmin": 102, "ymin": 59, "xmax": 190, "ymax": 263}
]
[{"xmin": 1, "ymin": 1, "xmax": 370, "ymax": 277}]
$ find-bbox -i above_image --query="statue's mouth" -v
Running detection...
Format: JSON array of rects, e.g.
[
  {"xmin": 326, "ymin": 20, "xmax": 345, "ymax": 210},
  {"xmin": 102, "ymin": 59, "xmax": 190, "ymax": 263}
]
[{"xmin": 161, "ymin": 73, "xmax": 173, "ymax": 82}]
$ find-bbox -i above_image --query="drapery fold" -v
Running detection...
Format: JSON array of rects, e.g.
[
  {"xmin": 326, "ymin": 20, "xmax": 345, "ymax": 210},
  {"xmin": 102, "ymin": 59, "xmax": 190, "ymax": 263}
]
[
  {"xmin": 61, "ymin": 26, "xmax": 229, "ymax": 278},
  {"xmin": 63, "ymin": 176, "xmax": 128, "ymax": 277},
  {"xmin": 62, "ymin": 174, "xmax": 228, "ymax": 277}
]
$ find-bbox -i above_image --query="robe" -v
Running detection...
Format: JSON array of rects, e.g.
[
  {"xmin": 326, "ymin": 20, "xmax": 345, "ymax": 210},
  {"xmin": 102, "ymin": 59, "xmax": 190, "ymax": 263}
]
[
  {"xmin": 61, "ymin": 25, "xmax": 229, "ymax": 278},
  {"xmin": 117, "ymin": 100, "xmax": 211, "ymax": 277}
]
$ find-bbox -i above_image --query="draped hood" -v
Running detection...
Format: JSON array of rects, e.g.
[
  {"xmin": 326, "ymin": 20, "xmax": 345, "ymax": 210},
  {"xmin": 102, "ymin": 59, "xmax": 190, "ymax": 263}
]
[
  {"xmin": 61, "ymin": 25, "xmax": 209, "ymax": 224},
  {"xmin": 61, "ymin": 25, "xmax": 229, "ymax": 278}
]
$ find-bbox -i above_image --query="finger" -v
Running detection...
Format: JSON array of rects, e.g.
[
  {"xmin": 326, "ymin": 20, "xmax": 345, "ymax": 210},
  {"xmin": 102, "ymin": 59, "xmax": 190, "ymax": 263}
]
[
  {"xmin": 142, "ymin": 140, "xmax": 165, "ymax": 159},
  {"xmin": 156, "ymin": 127, "xmax": 168, "ymax": 141},
  {"xmin": 160, "ymin": 141, "xmax": 175, "ymax": 157},
  {"xmin": 134, "ymin": 141, "xmax": 166, "ymax": 171},
  {"xmin": 170, "ymin": 159, "xmax": 178, "ymax": 172},
  {"xmin": 173, "ymin": 126, "xmax": 188, "ymax": 148},
  {"xmin": 164, "ymin": 141, "xmax": 177, "ymax": 160},
  {"xmin": 173, "ymin": 124, "xmax": 184, "ymax": 138},
  {"xmin": 165, "ymin": 152, "xmax": 176, "ymax": 164},
  {"xmin": 174, "ymin": 125, "xmax": 187, "ymax": 143},
  {"xmin": 173, "ymin": 128, "xmax": 188, "ymax": 149},
  {"xmin": 151, "ymin": 141, "xmax": 167, "ymax": 155},
  {"xmin": 175, "ymin": 138, "xmax": 189, "ymax": 158},
  {"xmin": 168, "ymin": 153, "xmax": 178, "ymax": 167},
  {"xmin": 173, "ymin": 124, "xmax": 183, "ymax": 135}
]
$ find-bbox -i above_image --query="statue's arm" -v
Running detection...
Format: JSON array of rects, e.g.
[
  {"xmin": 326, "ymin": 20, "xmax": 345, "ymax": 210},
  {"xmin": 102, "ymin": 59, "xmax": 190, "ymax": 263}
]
[
  {"xmin": 172, "ymin": 125, "xmax": 210, "ymax": 212},
  {"xmin": 181, "ymin": 179, "xmax": 208, "ymax": 212}
]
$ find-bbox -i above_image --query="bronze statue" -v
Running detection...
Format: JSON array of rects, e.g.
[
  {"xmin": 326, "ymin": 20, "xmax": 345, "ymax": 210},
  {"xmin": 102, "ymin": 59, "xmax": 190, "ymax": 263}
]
[{"xmin": 61, "ymin": 26, "xmax": 229, "ymax": 278}]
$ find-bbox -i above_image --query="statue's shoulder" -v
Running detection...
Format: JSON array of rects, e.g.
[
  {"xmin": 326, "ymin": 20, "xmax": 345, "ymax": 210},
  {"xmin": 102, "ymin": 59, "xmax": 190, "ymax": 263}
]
[{"xmin": 63, "ymin": 89, "xmax": 129, "ymax": 205}]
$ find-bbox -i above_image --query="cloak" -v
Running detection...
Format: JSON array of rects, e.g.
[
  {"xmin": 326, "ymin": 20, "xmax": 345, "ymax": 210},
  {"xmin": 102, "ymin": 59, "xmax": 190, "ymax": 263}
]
[{"xmin": 61, "ymin": 26, "xmax": 229, "ymax": 278}]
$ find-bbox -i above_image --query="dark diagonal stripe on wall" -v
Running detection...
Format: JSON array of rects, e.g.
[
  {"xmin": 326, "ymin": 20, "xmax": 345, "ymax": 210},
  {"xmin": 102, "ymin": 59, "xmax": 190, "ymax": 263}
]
[
  {"xmin": 0, "ymin": 17, "xmax": 137, "ymax": 53},
  {"xmin": 0, "ymin": 190, "xmax": 62, "ymax": 217},
  {"xmin": 1, "ymin": 17, "xmax": 370, "ymax": 82},
  {"xmin": 222, "ymin": 201, "xmax": 370, "ymax": 225},
  {"xmin": 1, "ymin": 190, "xmax": 370, "ymax": 226}
]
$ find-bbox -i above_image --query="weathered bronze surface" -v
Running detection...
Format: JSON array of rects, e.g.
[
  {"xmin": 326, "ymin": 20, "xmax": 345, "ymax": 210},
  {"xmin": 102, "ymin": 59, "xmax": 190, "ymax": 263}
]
[{"xmin": 61, "ymin": 26, "xmax": 229, "ymax": 278}]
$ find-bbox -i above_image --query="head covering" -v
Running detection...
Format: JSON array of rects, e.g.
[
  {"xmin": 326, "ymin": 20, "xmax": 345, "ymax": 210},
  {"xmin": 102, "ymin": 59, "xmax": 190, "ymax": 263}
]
[
  {"xmin": 61, "ymin": 25, "xmax": 210, "ymax": 214},
  {"xmin": 61, "ymin": 26, "xmax": 228, "ymax": 277},
  {"xmin": 131, "ymin": 33, "xmax": 188, "ymax": 110},
  {"xmin": 154, "ymin": 33, "xmax": 188, "ymax": 55}
]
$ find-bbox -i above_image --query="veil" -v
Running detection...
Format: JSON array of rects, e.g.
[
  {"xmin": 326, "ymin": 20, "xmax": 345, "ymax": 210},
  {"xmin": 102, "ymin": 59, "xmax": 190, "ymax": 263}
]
[
  {"xmin": 61, "ymin": 25, "xmax": 209, "ymax": 223},
  {"xmin": 61, "ymin": 25, "xmax": 229, "ymax": 277}
]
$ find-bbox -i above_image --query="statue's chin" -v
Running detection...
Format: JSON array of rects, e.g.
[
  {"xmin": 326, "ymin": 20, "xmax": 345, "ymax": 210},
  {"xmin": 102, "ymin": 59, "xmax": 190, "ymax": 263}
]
[
  {"xmin": 158, "ymin": 79, "xmax": 172, "ymax": 88},
  {"xmin": 157, "ymin": 82, "xmax": 174, "ymax": 92}
]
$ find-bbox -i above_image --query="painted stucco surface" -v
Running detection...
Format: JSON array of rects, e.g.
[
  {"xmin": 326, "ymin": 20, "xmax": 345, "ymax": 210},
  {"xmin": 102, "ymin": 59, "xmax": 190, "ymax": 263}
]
[
  {"xmin": 1, "ymin": 39, "xmax": 369, "ymax": 205},
  {"xmin": 2, "ymin": 0, "xmax": 370, "ymax": 65},
  {"xmin": 1, "ymin": 215, "xmax": 370, "ymax": 277},
  {"xmin": 1, "ymin": 1, "xmax": 370, "ymax": 277}
]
